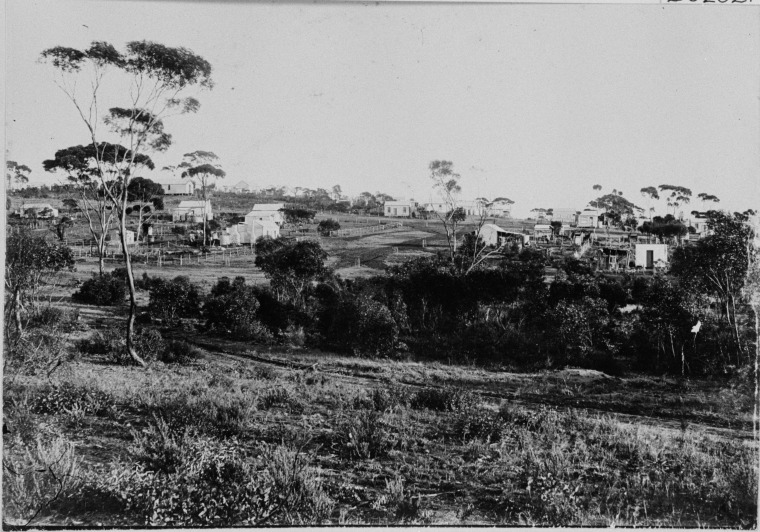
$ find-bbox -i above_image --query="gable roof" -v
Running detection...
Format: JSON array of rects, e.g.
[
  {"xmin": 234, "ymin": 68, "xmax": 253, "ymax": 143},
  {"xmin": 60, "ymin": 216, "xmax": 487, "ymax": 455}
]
[{"xmin": 251, "ymin": 203, "xmax": 284, "ymax": 211}]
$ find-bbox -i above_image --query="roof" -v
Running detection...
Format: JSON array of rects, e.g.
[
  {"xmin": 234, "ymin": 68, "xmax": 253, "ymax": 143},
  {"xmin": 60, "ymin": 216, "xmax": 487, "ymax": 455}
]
[
  {"xmin": 251, "ymin": 203, "xmax": 284, "ymax": 211},
  {"xmin": 157, "ymin": 179, "xmax": 192, "ymax": 186},
  {"xmin": 21, "ymin": 203, "xmax": 55, "ymax": 209},
  {"xmin": 384, "ymin": 200, "xmax": 415, "ymax": 206},
  {"xmin": 233, "ymin": 180, "xmax": 250, "ymax": 188},
  {"xmin": 482, "ymin": 223, "xmax": 506, "ymax": 232},
  {"xmin": 253, "ymin": 219, "xmax": 279, "ymax": 228},
  {"xmin": 177, "ymin": 200, "xmax": 211, "ymax": 208}
]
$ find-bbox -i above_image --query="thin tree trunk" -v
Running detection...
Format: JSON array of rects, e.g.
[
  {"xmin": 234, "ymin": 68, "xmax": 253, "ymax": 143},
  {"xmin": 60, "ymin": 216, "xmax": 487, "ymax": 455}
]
[
  {"xmin": 13, "ymin": 288, "xmax": 23, "ymax": 336},
  {"xmin": 118, "ymin": 209, "xmax": 147, "ymax": 367}
]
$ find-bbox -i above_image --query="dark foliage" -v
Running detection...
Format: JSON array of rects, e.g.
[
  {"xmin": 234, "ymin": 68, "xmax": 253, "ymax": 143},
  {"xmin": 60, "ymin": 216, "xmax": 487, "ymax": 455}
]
[{"xmin": 72, "ymin": 273, "xmax": 126, "ymax": 306}]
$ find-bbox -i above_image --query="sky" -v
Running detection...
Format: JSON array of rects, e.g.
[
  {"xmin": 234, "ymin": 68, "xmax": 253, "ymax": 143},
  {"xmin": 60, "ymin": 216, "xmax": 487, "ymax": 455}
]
[{"xmin": 5, "ymin": 0, "xmax": 760, "ymax": 218}]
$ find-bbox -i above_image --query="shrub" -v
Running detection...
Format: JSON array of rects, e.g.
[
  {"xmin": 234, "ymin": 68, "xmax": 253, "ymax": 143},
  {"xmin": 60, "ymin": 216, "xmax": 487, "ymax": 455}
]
[
  {"xmin": 80, "ymin": 327, "xmax": 168, "ymax": 365},
  {"xmin": 89, "ymin": 439, "xmax": 332, "ymax": 526},
  {"xmin": 145, "ymin": 389, "xmax": 256, "ymax": 438},
  {"xmin": 129, "ymin": 416, "xmax": 194, "ymax": 474},
  {"xmin": 451, "ymin": 407, "xmax": 505, "ymax": 443},
  {"xmin": 327, "ymin": 295, "xmax": 398, "ymax": 357},
  {"xmin": 410, "ymin": 387, "xmax": 476, "ymax": 412},
  {"xmin": 72, "ymin": 273, "xmax": 125, "ymax": 306},
  {"xmin": 161, "ymin": 340, "xmax": 203, "ymax": 364},
  {"xmin": 258, "ymin": 388, "xmax": 297, "ymax": 410},
  {"xmin": 148, "ymin": 276, "xmax": 201, "ymax": 323},
  {"xmin": 204, "ymin": 277, "xmax": 273, "ymax": 341},
  {"xmin": 2, "ymin": 435, "xmax": 81, "ymax": 525},
  {"xmin": 31, "ymin": 382, "xmax": 115, "ymax": 417},
  {"xmin": 5, "ymin": 328, "xmax": 73, "ymax": 376},
  {"xmin": 317, "ymin": 219, "xmax": 340, "ymax": 236},
  {"xmin": 335, "ymin": 409, "xmax": 400, "ymax": 460},
  {"xmin": 372, "ymin": 477, "xmax": 429, "ymax": 524},
  {"xmin": 27, "ymin": 307, "xmax": 79, "ymax": 331},
  {"xmin": 353, "ymin": 386, "xmax": 411, "ymax": 412}
]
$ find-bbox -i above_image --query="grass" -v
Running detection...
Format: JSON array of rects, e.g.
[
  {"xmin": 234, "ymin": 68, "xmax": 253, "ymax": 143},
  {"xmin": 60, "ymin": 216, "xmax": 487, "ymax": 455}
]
[{"xmin": 4, "ymin": 340, "xmax": 756, "ymax": 526}]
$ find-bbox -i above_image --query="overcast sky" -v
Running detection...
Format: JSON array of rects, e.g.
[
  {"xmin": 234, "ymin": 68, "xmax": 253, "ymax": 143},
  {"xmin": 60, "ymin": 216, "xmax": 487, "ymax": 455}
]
[{"xmin": 5, "ymin": 0, "xmax": 759, "ymax": 217}]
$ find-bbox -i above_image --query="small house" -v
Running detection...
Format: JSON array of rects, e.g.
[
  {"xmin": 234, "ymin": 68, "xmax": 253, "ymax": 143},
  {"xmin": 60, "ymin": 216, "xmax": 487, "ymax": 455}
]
[
  {"xmin": 577, "ymin": 208, "xmax": 605, "ymax": 228},
  {"xmin": 634, "ymin": 243, "xmax": 668, "ymax": 269},
  {"xmin": 552, "ymin": 208, "xmax": 578, "ymax": 225},
  {"xmin": 172, "ymin": 200, "xmax": 213, "ymax": 223},
  {"xmin": 158, "ymin": 179, "xmax": 195, "ymax": 195},
  {"xmin": 479, "ymin": 224, "xmax": 529, "ymax": 248},
  {"xmin": 489, "ymin": 199, "xmax": 514, "ymax": 218},
  {"xmin": 228, "ymin": 219, "xmax": 280, "ymax": 244},
  {"xmin": 231, "ymin": 180, "xmax": 251, "ymax": 194},
  {"xmin": 533, "ymin": 223, "xmax": 553, "ymax": 239},
  {"xmin": 383, "ymin": 200, "xmax": 418, "ymax": 218},
  {"xmin": 245, "ymin": 203, "xmax": 285, "ymax": 226},
  {"xmin": 106, "ymin": 230, "xmax": 136, "ymax": 246},
  {"xmin": 20, "ymin": 203, "xmax": 58, "ymax": 218}
]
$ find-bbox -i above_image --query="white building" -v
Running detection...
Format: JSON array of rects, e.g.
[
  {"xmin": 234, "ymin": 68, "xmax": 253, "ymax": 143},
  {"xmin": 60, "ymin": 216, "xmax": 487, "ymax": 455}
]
[
  {"xmin": 172, "ymin": 200, "xmax": 213, "ymax": 223},
  {"xmin": 245, "ymin": 203, "xmax": 285, "ymax": 226},
  {"xmin": 158, "ymin": 179, "xmax": 195, "ymax": 195},
  {"xmin": 479, "ymin": 223, "xmax": 529, "ymax": 247},
  {"xmin": 551, "ymin": 208, "xmax": 578, "ymax": 225},
  {"xmin": 384, "ymin": 200, "xmax": 418, "ymax": 218},
  {"xmin": 577, "ymin": 208, "xmax": 605, "ymax": 228},
  {"xmin": 19, "ymin": 203, "xmax": 58, "ymax": 218},
  {"xmin": 490, "ymin": 199, "xmax": 514, "ymax": 218},
  {"xmin": 227, "ymin": 219, "xmax": 280, "ymax": 244},
  {"xmin": 231, "ymin": 180, "xmax": 251, "ymax": 193},
  {"xmin": 634, "ymin": 243, "xmax": 668, "ymax": 269}
]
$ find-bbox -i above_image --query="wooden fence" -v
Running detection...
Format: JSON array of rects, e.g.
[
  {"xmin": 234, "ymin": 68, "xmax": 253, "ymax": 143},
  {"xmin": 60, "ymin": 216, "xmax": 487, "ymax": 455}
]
[
  {"xmin": 68, "ymin": 245, "xmax": 258, "ymax": 268},
  {"xmin": 328, "ymin": 221, "xmax": 403, "ymax": 238}
]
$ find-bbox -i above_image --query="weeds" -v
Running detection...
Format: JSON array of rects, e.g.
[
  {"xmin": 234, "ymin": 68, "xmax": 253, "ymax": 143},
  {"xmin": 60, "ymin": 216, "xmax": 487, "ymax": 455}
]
[
  {"xmin": 79, "ymin": 438, "xmax": 332, "ymax": 526},
  {"xmin": 372, "ymin": 477, "xmax": 430, "ymax": 524},
  {"xmin": 410, "ymin": 386, "xmax": 476, "ymax": 412},
  {"xmin": 2, "ymin": 435, "xmax": 81, "ymax": 525}
]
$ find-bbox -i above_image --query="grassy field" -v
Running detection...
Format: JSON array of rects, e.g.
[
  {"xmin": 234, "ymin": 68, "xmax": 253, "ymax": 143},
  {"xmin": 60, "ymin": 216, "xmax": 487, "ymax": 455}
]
[{"xmin": 4, "ymin": 317, "xmax": 757, "ymax": 527}]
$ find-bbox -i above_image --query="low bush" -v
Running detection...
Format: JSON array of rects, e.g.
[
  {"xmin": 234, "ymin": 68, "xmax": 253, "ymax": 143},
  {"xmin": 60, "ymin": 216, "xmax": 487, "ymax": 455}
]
[
  {"xmin": 334, "ymin": 408, "xmax": 416, "ymax": 460},
  {"xmin": 372, "ymin": 477, "xmax": 429, "ymax": 524},
  {"xmin": 204, "ymin": 277, "xmax": 274, "ymax": 342},
  {"xmin": 353, "ymin": 386, "xmax": 411, "ymax": 412},
  {"xmin": 451, "ymin": 406, "xmax": 505, "ymax": 443},
  {"xmin": 31, "ymin": 382, "xmax": 116, "ymax": 417},
  {"xmin": 26, "ymin": 307, "xmax": 80, "ymax": 331},
  {"xmin": 144, "ymin": 389, "xmax": 256, "ymax": 438},
  {"xmin": 326, "ymin": 295, "xmax": 399, "ymax": 357},
  {"xmin": 72, "ymin": 273, "xmax": 125, "ymax": 306},
  {"xmin": 2, "ymin": 435, "xmax": 81, "ymax": 525},
  {"xmin": 5, "ymin": 328, "xmax": 73, "ymax": 376},
  {"xmin": 410, "ymin": 387, "xmax": 476, "ymax": 412},
  {"xmin": 87, "ymin": 438, "xmax": 332, "ymax": 526},
  {"xmin": 148, "ymin": 276, "xmax": 201, "ymax": 324},
  {"xmin": 161, "ymin": 340, "xmax": 203, "ymax": 364},
  {"xmin": 80, "ymin": 327, "xmax": 169, "ymax": 365},
  {"xmin": 317, "ymin": 219, "xmax": 340, "ymax": 236},
  {"xmin": 258, "ymin": 387, "xmax": 301, "ymax": 411}
]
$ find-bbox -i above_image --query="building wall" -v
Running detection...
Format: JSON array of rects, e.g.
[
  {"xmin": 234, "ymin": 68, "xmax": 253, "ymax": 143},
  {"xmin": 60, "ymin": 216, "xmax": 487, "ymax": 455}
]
[
  {"xmin": 383, "ymin": 201, "xmax": 416, "ymax": 217},
  {"xmin": 634, "ymin": 244, "xmax": 668, "ymax": 268},
  {"xmin": 162, "ymin": 182, "xmax": 194, "ymax": 195}
]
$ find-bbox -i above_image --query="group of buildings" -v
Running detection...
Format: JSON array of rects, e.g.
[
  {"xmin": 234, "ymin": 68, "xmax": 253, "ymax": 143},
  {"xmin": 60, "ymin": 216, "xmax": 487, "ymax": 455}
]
[
  {"xmin": 383, "ymin": 199, "xmax": 515, "ymax": 219},
  {"xmin": 171, "ymin": 200, "xmax": 283, "ymax": 245}
]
